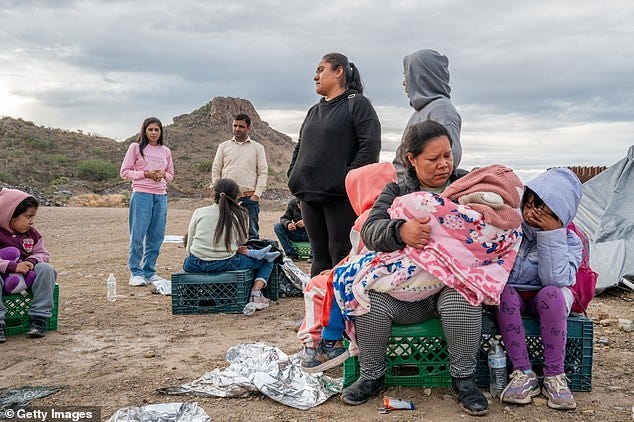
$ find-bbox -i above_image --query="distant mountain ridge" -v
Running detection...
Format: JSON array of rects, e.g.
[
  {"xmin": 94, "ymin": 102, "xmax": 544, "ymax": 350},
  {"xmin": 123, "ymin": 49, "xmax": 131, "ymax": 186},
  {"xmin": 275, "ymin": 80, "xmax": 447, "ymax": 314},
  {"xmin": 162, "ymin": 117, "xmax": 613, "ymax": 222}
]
[{"xmin": 0, "ymin": 97, "xmax": 295, "ymax": 204}]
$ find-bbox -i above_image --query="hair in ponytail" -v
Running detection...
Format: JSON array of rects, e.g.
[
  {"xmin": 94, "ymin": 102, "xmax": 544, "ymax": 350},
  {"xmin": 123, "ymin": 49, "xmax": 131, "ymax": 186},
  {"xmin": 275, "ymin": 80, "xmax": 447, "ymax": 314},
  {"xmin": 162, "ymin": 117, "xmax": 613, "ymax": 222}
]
[
  {"xmin": 212, "ymin": 178, "xmax": 249, "ymax": 250},
  {"xmin": 322, "ymin": 52, "xmax": 364, "ymax": 94}
]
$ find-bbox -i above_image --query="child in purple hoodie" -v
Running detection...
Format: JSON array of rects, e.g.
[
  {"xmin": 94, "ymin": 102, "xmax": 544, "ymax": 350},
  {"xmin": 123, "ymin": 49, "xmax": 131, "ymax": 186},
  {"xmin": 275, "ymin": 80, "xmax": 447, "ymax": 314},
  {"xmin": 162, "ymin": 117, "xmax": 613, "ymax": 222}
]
[{"xmin": 0, "ymin": 189, "xmax": 57, "ymax": 342}]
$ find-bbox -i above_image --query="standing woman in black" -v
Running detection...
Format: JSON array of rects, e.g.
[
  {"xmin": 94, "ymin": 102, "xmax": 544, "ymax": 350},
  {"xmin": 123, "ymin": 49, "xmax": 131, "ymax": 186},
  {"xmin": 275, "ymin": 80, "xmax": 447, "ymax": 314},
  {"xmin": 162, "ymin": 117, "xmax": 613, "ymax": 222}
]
[{"xmin": 288, "ymin": 53, "xmax": 381, "ymax": 277}]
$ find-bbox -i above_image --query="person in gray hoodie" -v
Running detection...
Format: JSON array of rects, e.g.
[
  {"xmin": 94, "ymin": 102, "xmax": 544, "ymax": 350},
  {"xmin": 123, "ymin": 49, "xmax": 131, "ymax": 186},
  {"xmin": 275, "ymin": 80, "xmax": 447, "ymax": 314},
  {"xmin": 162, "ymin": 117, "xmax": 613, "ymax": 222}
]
[
  {"xmin": 496, "ymin": 168, "xmax": 583, "ymax": 411},
  {"xmin": 394, "ymin": 49, "xmax": 462, "ymax": 181}
]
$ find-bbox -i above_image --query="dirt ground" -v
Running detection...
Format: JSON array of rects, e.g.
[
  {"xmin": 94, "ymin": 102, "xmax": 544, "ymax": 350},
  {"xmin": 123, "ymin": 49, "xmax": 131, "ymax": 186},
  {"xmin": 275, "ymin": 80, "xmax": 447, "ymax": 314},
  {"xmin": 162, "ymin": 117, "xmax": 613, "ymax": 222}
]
[{"xmin": 1, "ymin": 201, "xmax": 633, "ymax": 421}]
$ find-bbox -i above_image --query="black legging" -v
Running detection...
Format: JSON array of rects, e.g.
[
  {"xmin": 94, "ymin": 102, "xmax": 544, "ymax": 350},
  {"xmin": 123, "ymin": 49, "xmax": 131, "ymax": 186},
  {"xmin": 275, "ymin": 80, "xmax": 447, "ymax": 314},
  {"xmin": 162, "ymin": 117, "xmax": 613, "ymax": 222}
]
[{"xmin": 301, "ymin": 198, "xmax": 357, "ymax": 277}]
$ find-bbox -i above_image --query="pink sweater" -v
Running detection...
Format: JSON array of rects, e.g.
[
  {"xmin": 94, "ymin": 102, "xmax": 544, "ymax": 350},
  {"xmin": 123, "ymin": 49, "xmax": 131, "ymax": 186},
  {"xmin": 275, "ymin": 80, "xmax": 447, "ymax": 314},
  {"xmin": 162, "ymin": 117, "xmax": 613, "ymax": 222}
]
[{"xmin": 120, "ymin": 143, "xmax": 174, "ymax": 194}]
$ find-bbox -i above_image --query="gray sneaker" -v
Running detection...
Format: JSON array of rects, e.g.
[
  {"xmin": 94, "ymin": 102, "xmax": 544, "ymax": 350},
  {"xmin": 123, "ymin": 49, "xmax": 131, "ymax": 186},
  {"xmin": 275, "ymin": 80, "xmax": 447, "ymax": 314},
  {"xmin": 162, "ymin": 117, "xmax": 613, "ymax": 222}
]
[
  {"xmin": 300, "ymin": 339, "xmax": 349, "ymax": 373},
  {"xmin": 542, "ymin": 373, "xmax": 577, "ymax": 410},
  {"xmin": 500, "ymin": 369, "xmax": 540, "ymax": 404}
]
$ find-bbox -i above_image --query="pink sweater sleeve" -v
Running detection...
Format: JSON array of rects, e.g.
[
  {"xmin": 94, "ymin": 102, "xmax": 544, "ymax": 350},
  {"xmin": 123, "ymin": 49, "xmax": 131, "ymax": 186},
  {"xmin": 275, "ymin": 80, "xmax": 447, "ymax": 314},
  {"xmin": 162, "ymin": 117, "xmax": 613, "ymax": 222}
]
[{"xmin": 120, "ymin": 143, "xmax": 145, "ymax": 180}]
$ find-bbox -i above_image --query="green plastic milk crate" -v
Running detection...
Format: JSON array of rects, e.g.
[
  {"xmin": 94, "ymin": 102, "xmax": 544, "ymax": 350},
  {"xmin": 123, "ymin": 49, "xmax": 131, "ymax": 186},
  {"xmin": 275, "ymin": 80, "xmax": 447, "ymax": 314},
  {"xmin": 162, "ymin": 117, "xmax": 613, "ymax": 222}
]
[
  {"xmin": 3, "ymin": 284, "xmax": 59, "ymax": 336},
  {"xmin": 476, "ymin": 313, "xmax": 593, "ymax": 392},
  {"xmin": 291, "ymin": 241, "xmax": 312, "ymax": 260},
  {"xmin": 171, "ymin": 266, "xmax": 280, "ymax": 315},
  {"xmin": 343, "ymin": 318, "xmax": 451, "ymax": 388},
  {"xmin": 343, "ymin": 314, "xmax": 593, "ymax": 392}
]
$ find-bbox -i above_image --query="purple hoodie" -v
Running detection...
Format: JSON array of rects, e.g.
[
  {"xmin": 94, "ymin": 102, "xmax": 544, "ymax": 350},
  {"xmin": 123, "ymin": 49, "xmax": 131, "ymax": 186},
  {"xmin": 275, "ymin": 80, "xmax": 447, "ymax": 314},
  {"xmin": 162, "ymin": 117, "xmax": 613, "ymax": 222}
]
[{"xmin": 0, "ymin": 189, "xmax": 49, "ymax": 274}]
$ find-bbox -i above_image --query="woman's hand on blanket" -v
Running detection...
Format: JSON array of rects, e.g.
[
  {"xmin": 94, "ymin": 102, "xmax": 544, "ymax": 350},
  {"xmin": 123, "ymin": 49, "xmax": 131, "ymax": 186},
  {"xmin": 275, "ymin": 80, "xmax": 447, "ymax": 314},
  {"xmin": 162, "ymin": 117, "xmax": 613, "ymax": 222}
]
[{"xmin": 400, "ymin": 216, "xmax": 432, "ymax": 249}]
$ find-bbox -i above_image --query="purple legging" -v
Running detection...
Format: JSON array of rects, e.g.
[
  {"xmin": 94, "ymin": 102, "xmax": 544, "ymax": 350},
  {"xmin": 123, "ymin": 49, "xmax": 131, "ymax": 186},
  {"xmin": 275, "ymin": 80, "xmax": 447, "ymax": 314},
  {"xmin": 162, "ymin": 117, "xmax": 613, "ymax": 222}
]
[{"xmin": 496, "ymin": 285, "xmax": 567, "ymax": 376}]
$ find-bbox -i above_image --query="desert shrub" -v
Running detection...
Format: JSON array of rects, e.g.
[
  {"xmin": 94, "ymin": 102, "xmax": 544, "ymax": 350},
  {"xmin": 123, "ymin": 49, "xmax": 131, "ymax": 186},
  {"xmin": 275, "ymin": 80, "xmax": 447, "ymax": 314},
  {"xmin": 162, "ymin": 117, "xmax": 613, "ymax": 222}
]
[
  {"xmin": 196, "ymin": 160, "xmax": 214, "ymax": 172},
  {"xmin": 0, "ymin": 172, "xmax": 17, "ymax": 184},
  {"xmin": 76, "ymin": 159, "xmax": 119, "ymax": 181},
  {"xmin": 25, "ymin": 137, "xmax": 48, "ymax": 150}
]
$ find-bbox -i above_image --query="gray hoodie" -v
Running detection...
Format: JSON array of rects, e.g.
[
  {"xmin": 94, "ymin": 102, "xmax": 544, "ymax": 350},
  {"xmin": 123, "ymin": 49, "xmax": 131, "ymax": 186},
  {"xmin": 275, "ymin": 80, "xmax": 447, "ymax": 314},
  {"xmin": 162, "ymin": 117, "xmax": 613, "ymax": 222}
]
[
  {"xmin": 508, "ymin": 168, "xmax": 583, "ymax": 292},
  {"xmin": 394, "ymin": 49, "xmax": 462, "ymax": 180}
]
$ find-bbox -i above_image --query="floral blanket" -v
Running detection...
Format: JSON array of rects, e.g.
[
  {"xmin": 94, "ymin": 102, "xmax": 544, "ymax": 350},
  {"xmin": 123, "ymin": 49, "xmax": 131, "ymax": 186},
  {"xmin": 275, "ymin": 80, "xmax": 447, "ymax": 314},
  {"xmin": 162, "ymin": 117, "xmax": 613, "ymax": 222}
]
[{"xmin": 332, "ymin": 191, "xmax": 523, "ymax": 324}]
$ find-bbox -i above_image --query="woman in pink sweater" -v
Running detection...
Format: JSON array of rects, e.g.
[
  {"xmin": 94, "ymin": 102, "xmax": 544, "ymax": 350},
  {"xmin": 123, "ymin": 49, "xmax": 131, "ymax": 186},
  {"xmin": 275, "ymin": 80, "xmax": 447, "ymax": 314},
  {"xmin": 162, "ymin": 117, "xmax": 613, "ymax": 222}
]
[{"xmin": 120, "ymin": 117, "xmax": 174, "ymax": 288}]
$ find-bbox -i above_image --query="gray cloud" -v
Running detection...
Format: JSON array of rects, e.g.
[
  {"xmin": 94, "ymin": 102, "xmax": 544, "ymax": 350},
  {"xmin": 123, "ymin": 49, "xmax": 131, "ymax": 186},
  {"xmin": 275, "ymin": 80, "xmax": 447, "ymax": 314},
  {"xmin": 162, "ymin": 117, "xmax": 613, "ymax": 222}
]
[{"xmin": 0, "ymin": 0, "xmax": 632, "ymax": 170}]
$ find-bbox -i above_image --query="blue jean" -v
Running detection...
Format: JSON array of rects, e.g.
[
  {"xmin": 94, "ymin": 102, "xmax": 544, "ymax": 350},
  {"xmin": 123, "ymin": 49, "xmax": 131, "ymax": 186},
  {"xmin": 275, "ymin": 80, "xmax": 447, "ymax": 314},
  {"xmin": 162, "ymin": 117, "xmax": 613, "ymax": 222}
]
[
  {"xmin": 128, "ymin": 192, "xmax": 167, "ymax": 279},
  {"xmin": 273, "ymin": 223, "xmax": 309, "ymax": 256},
  {"xmin": 183, "ymin": 253, "xmax": 273, "ymax": 285},
  {"xmin": 0, "ymin": 262, "xmax": 56, "ymax": 324},
  {"xmin": 240, "ymin": 197, "xmax": 260, "ymax": 240}
]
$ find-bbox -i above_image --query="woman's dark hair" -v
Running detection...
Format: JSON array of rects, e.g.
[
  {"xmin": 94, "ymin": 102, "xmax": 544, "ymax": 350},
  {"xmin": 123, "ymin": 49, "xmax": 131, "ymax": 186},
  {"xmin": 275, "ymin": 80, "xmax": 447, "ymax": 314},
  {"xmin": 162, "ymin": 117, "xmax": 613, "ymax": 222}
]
[
  {"xmin": 399, "ymin": 120, "xmax": 451, "ymax": 171},
  {"xmin": 12, "ymin": 196, "xmax": 39, "ymax": 219},
  {"xmin": 322, "ymin": 52, "xmax": 364, "ymax": 94},
  {"xmin": 137, "ymin": 117, "xmax": 164, "ymax": 157},
  {"xmin": 212, "ymin": 178, "xmax": 249, "ymax": 250}
]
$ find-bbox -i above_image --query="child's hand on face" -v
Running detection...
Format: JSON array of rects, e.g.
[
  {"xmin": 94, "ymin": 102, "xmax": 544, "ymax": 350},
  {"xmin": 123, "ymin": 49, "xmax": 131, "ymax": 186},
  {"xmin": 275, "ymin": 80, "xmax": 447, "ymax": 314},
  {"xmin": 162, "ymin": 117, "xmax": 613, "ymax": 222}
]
[{"xmin": 527, "ymin": 208, "xmax": 562, "ymax": 231}]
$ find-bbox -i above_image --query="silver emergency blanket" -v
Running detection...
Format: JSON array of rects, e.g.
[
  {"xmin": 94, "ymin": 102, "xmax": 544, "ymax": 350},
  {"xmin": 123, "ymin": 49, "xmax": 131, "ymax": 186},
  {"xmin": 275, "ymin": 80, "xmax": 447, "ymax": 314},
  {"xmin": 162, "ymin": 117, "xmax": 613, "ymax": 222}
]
[
  {"xmin": 574, "ymin": 145, "xmax": 634, "ymax": 292},
  {"xmin": 280, "ymin": 257, "xmax": 311, "ymax": 290},
  {"xmin": 0, "ymin": 386, "xmax": 62, "ymax": 410},
  {"xmin": 157, "ymin": 343, "xmax": 342, "ymax": 410},
  {"xmin": 107, "ymin": 402, "xmax": 210, "ymax": 422}
]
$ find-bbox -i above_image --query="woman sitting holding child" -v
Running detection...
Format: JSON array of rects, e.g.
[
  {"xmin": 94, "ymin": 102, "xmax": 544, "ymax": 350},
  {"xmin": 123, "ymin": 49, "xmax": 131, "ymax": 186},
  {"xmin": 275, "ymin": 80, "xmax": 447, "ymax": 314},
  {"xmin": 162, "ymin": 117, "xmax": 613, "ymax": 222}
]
[{"xmin": 342, "ymin": 120, "xmax": 522, "ymax": 416}]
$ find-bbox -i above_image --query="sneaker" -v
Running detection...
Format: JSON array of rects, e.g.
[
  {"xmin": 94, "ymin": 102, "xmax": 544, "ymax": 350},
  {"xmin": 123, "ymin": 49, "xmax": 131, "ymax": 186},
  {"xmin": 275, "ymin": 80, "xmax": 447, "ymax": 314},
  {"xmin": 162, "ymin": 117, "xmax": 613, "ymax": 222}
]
[
  {"xmin": 500, "ymin": 369, "xmax": 540, "ymax": 404},
  {"xmin": 542, "ymin": 373, "xmax": 577, "ymax": 410},
  {"xmin": 27, "ymin": 318, "xmax": 46, "ymax": 338},
  {"xmin": 301, "ymin": 339, "xmax": 350, "ymax": 373},
  {"xmin": 148, "ymin": 277, "xmax": 172, "ymax": 295},
  {"xmin": 0, "ymin": 326, "xmax": 6, "ymax": 343},
  {"xmin": 129, "ymin": 275, "xmax": 148, "ymax": 286},
  {"xmin": 341, "ymin": 375, "xmax": 384, "ymax": 405},
  {"xmin": 452, "ymin": 375, "xmax": 489, "ymax": 416},
  {"xmin": 250, "ymin": 292, "xmax": 270, "ymax": 310}
]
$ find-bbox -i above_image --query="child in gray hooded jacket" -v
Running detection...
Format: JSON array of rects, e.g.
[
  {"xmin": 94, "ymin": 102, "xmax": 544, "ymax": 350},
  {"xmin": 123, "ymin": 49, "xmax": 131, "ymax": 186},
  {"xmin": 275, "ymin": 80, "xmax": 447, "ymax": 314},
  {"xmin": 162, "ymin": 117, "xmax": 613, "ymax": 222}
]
[{"xmin": 496, "ymin": 168, "xmax": 583, "ymax": 410}]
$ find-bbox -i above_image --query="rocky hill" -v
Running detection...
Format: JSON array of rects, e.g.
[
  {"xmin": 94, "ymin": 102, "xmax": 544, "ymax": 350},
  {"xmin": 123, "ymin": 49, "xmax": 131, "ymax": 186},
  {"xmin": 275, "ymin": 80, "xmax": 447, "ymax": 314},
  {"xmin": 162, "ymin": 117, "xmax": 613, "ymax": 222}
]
[{"xmin": 0, "ymin": 97, "xmax": 296, "ymax": 205}]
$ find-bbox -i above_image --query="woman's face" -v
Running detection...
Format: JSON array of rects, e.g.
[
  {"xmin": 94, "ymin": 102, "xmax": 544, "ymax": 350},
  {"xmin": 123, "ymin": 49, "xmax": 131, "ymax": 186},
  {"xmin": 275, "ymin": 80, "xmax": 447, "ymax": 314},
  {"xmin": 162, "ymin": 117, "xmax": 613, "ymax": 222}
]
[
  {"xmin": 407, "ymin": 136, "xmax": 453, "ymax": 188},
  {"xmin": 314, "ymin": 59, "xmax": 343, "ymax": 98},
  {"xmin": 145, "ymin": 123, "xmax": 161, "ymax": 145}
]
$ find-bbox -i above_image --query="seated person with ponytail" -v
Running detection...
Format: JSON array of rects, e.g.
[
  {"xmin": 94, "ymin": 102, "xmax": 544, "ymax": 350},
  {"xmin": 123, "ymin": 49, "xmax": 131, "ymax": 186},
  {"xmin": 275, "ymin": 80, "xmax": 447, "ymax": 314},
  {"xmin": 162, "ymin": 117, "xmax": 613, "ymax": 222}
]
[{"xmin": 182, "ymin": 178, "xmax": 278, "ymax": 310}]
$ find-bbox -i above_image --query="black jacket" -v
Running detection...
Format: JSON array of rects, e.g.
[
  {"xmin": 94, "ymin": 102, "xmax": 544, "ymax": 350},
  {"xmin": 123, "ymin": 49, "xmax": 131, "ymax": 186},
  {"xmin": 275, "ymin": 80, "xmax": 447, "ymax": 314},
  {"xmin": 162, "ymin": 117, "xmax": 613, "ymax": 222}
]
[
  {"xmin": 279, "ymin": 198, "xmax": 304, "ymax": 229},
  {"xmin": 287, "ymin": 90, "xmax": 381, "ymax": 202}
]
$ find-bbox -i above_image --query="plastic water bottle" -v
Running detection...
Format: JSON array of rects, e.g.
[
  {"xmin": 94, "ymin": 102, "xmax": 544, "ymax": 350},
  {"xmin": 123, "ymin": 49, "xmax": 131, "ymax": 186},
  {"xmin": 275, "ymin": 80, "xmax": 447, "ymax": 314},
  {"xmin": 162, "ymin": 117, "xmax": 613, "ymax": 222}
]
[
  {"xmin": 488, "ymin": 339, "xmax": 507, "ymax": 397},
  {"xmin": 243, "ymin": 302, "xmax": 256, "ymax": 316},
  {"xmin": 106, "ymin": 273, "xmax": 117, "ymax": 302}
]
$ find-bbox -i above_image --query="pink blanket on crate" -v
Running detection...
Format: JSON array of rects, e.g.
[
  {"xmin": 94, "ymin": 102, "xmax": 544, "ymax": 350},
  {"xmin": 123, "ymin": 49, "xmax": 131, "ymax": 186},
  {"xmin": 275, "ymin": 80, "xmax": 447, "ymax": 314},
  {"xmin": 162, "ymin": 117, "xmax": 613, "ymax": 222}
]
[{"xmin": 359, "ymin": 191, "xmax": 522, "ymax": 307}]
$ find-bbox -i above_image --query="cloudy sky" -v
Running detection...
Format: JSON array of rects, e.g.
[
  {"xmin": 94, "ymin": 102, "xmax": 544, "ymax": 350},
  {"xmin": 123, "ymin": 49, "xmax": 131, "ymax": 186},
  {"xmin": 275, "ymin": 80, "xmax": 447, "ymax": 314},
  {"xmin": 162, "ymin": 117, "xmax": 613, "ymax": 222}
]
[{"xmin": 1, "ymin": 0, "xmax": 632, "ymax": 180}]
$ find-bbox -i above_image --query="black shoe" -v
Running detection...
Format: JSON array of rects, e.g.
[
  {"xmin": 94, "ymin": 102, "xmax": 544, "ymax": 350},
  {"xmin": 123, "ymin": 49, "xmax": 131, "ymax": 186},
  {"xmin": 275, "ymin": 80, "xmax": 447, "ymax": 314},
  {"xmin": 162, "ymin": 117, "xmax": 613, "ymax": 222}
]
[
  {"xmin": 27, "ymin": 318, "xmax": 46, "ymax": 338},
  {"xmin": 341, "ymin": 376, "xmax": 384, "ymax": 405},
  {"xmin": 452, "ymin": 375, "xmax": 489, "ymax": 416},
  {"xmin": 0, "ymin": 326, "xmax": 6, "ymax": 343}
]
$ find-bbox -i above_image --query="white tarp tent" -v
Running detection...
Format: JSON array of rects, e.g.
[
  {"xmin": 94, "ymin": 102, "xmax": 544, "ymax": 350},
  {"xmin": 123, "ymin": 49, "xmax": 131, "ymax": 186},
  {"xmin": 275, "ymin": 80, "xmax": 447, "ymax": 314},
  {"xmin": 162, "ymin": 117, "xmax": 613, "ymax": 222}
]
[{"xmin": 574, "ymin": 145, "xmax": 634, "ymax": 292}]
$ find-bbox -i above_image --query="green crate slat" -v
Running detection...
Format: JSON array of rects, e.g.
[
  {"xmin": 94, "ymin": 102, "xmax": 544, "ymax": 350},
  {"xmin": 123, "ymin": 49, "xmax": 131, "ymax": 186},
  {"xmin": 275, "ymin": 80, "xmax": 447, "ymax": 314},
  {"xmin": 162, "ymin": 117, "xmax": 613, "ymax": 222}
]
[
  {"xmin": 3, "ymin": 284, "xmax": 59, "ymax": 336},
  {"xmin": 476, "ymin": 313, "xmax": 593, "ymax": 392},
  {"xmin": 171, "ymin": 267, "xmax": 280, "ymax": 315},
  {"xmin": 343, "ymin": 319, "xmax": 451, "ymax": 388},
  {"xmin": 291, "ymin": 241, "xmax": 311, "ymax": 260},
  {"xmin": 343, "ymin": 314, "xmax": 593, "ymax": 392}
]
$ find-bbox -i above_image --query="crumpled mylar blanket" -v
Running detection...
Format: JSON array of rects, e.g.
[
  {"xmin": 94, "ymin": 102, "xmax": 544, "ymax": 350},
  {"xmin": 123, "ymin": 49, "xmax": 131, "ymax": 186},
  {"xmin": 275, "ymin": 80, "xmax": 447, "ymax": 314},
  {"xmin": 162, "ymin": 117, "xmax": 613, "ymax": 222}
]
[
  {"xmin": 0, "ymin": 386, "xmax": 62, "ymax": 410},
  {"xmin": 107, "ymin": 402, "xmax": 210, "ymax": 422},
  {"xmin": 157, "ymin": 343, "xmax": 342, "ymax": 410}
]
